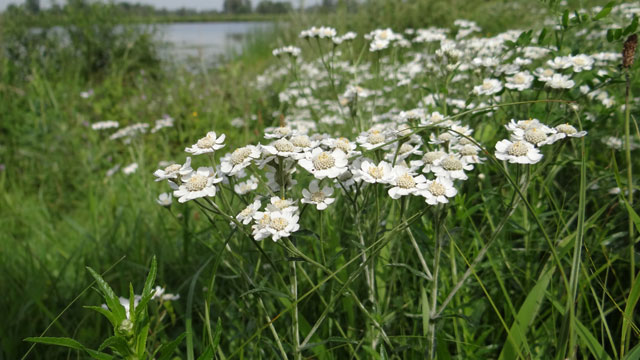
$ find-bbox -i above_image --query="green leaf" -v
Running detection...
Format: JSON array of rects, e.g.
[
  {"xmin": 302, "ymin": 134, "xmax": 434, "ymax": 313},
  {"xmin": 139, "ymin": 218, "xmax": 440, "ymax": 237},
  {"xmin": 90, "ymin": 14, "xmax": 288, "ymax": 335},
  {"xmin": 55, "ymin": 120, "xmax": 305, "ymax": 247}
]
[
  {"xmin": 211, "ymin": 318, "xmax": 223, "ymax": 352},
  {"xmin": 607, "ymin": 29, "xmax": 615, "ymax": 42},
  {"xmin": 136, "ymin": 323, "xmax": 150, "ymax": 359},
  {"xmin": 142, "ymin": 256, "xmax": 158, "ymax": 298},
  {"xmin": 379, "ymin": 344, "xmax": 388, "ymax": 360},
  {"xmin": 24, "ymin": 337, "xmax": 114, "ymax": 360},
  {"xmin": 498, "ymin": 265, "xmax": 555, "ymax": 360},
  {"xmin": 98, "ymin": 336, "xmax": 132, "ymax": 356},
  {"xmin": 624, "ymin": 16, "xmax": 638, "ymax": 36},
  {"xmin": 300, "ymin": 337, "xmax": 358, "ymax": 351},
  {"xmin": 562, "ymin": 10, "xmax": 569, "ymax": 28},
  {"xmin": 623, "ymin": 343, "xmax": 640, "ymax": 360},
  {"xmin": 196, "ymin": 345, "xmax": 214, "ymax": 360},
  {"xmin": 84, "ymin": 306, "xmax": 117, "ymax": 328},
  {"xmin": 387, "ymin": 263, "xmax": 430, "ymax": 281},
  {"xmin": 594, "ymin": 1, "xmax": 615, "ymax": 21},
  {"xmin": 621, "ymin": 272, "xmax": 640, "ymax": 353},
  {"xmin": 157, "ymin": 333, "xmax": 186, "ymax": 360},
  {"xmin": 575, "ymin": 320, "xmax": 612, "ymax": 360},
  {"xmin": 87, "ymin": 266, "xmax": 126, "ymax": 322},
  {"xmin": 538, "ymin": 28, "xmax": 548, "ymax": 44}
]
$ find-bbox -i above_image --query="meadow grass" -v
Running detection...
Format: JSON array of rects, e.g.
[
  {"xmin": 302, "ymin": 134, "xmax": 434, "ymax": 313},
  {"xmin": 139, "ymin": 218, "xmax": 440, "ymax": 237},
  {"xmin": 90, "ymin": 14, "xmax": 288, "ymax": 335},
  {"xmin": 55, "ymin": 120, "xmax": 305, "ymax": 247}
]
[{"xmin": 1, "ymin": 0, "xmax": 639, "ymax": 359}]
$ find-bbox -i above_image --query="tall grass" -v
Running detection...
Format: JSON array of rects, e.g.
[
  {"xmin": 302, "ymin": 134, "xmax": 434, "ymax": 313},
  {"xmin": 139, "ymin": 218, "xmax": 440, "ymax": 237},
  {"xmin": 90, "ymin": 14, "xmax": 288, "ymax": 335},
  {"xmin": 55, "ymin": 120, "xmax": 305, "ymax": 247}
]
[{"xmin": 1, "ymin": 0, "xmax": 639, "ymax": 359}]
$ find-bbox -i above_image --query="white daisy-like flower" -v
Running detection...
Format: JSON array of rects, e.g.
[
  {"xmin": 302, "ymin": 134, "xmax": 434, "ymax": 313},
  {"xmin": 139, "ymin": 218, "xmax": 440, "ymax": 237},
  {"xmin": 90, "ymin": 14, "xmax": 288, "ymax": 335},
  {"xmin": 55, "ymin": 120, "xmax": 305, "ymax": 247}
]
[
  {"xmin": 323, "ymin": 137, "xmax": 359, "ymax": 157},
  {"xmin": 545, "ymin": 74, "xmax": 575, "ymax": 89},
  {"xmin": 185, "ymin": 132, "xmax": 226, "ymax": 155},
  {"xmin": 174, "ymin": 167, "xmax": 223, "ymax": 203},
  {"xmin": 505, "ymin": 71, "xmax": 534, "ymax": 91},
  {"xmin": 253, "ymin": 210, "xmax": 300, "ymax": 242},
  {"xmin": 431, "ymin": 155, "xmax": 473, "ymax": 180},
  {"xmin": 91, "ymin": 120, "xmax": 119, "ymax": 130},
  {"xmin": 220, "ymin": 145, "xmax": 261, "ymax": 176},
  {"xmin": 533, "ymin": 67, "xmax": 556, "ymax": 82},
  {"xmin": 511, "ymin": 124, "xmax": 557, "ymax": 147},
  {"xmin": 370, "ymin": 39, "xmax": 390, "ymax": 52},
  {"xmin": 264, "ymin": 126, "xmax": 292, "ymax": 139},
  {"xmin": 266, "ymin": 196, "xmax": 299, "ymax": 213},
  {"xmin": 234, "ymin": 175, "xmax": 259, "ymax": 195},
  {"xmin": 272, "ymin": 46, "xmax": 301, "ymax": 57},
  {"xmin": 473, "ymin": 78, "xmax": 503, "ymax": 96},
  {"xmin": 123, "ymin": 162, "xmax": 138, "ymax": 175},
  {"xmin": 237, "ymin": 200, "xmax": 261, "ymax": 225},
  {"xmin": 420, "ymin": 177, "xmax": 458, "ymax": 205},
  {"xmin": 411, "ymin": 150, "xmax": 447, "ymax": 174},
  {"xmin": 546, "ymin": 56, "xmax": 572, "ymax": 70},
  {"xmin": 356, "ymin": 129, "xmax": 388, "ymax": 150},
  {"xmin": 570, "ymin": 54, "xmax": 594, "ymax": 72},
  {"xmin": 505, "ymin": 118, "xmax": 544, "ymax": 133},
  {"xmin": 156, "ymin": 193, "xmax": 172, "ymax": 207},
  {"xmin": 261, "ymin": 138, "xmax": 304, "ymax": 159},
  {"xmin": 387, "ymin": 166, "xmax": 428, "ymax": 199},
  {"xmin": 290, "ymin": 134, "xmax": 319, "ymax": 152},
  {"xmin": 302, "ymin": 180, "xmax": 335, "ymax": 210},
  {"xmin": 385, "ymin": 142, "xmax": 423, "ymax": 162},
  {"xmin": 298, "ymin": 148, "xmax": 348, "ymax": 179},
  {"xmin": 356, "ymin": 160, "xmax": 394, "ymax": 184},
  {"xmin": 154, "ymin": 157, "xmax": 192, "ymax": 182},
  {"xmin": 453, "ymin": 144, "xmax": 486, "ymax": 164},
  {"xmin": 546, "ymin": 123, "xmax": 588, "ymax": 143},
  {"xmin": 495, "ymin": 139, "xmax": 543, "ymax": 164}
]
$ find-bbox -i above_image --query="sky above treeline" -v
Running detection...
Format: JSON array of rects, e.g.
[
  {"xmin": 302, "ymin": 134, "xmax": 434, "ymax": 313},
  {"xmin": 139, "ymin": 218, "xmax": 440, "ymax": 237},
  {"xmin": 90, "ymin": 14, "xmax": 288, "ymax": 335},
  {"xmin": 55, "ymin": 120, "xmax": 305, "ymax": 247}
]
[{"xmin": 0, "ymin": 0, "xmax": 320, "ymax": 11}]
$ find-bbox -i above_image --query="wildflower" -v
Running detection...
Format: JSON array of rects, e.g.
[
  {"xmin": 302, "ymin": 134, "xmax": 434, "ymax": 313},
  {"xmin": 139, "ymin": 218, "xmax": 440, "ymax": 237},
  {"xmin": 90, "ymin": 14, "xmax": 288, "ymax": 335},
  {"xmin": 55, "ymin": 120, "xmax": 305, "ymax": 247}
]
[
  {"xmin": 302, "ymin": 180, "xmax": 335, "ymax": 210},
  {"xmin": 370, "ymin": 39, "xmax": 390, "ymax": 52},
  {"xmin": 546, "ymin": 124, "xmax": 587, "ymax": 143},
  {"xmin": 156, "ymin": 193, "xmax": 172, "ymax": 207},
  {"xmin": 154, "ymin": 157, "xmax": 192, "ymax": 181},
  {"xmin": 431, "ymin": 155, "xmax": 473, "ymax": 180},
  {"xmin": 253, "ymin": 211, "xmax": 300, "ymax": 241},
  {"xmin": 262, "ymin": 138, "xmax": 304, "ymax": 159},
  {"xmin": 356, "ymin": 160, "xmax": 394, "ymax": 184},
  {"xmin": 273, "ymin": 46, "xmax": 301, "ymax": 57},
  {"xmin": 266, "ymin": 196, "xmax": 298, "ymax": 213},
  {"xmin": 91, "ymin": 120, "xmax": 119, "ymax": 130},
  {"xmin": 505, "ymin": 71, "xmax": 534, "ymax": 91},
  {"xmin": 545, "ymin": 74, "xmax": 575, "ymax": 89},
  {"xmin": 533, "ymin": 67, "xmax": 555, "ymax": 82},
  {"xmin": 123, "ymin": 162, "xmax": 138, "ymax": 175},
  {"xmin": 495, "ymin": 140, "xmax": 543, "ymax": 164},
  {"xmin": 454, "ymin": 143, "xmax": 485, "ymax": 164},
  {"xmin": 234, "ymin": 175, "xmax": 259, "ymax": 195},
  {"xmin": 237, "ymin": 200, "xmax": 262, "ymax": 225},
  {"xmin": 546, "ymin": 56, "xmax": 572, "ymax": 70},
  {"xmin": 220, "ymin": 145, "xmax": 261, "ymax": 176},
  {"xmin": 298, "ymin": 148, "xmax": 348, "ymax": 179},
  {"xmin": 151, "ymin": 116, "xmax": 174, "ymax": 133},
  {"xmin": 356, "ymin": 129, "xmax": 388, "ymax": 150},
  {"xmin": 411, "ymin": 150, "xmax": 447, "ymax": 173},
  {"xmin": 388, "ymin": 167, "xmax": 428, "ymax": 199},
  {"xmin": 185, "ymin": 132, "xmax": 226, "ymax": 155},
  {"xmin": 385, "ymin": 142, "xmax": 423, "ymax": 162},
  {"xmin": 420, "ymin": 177, "xmax": 458, "ymax": 205},
  {"xmin": 151, "ymin": 286, "xmax": 180, "ymax": 301},
  {"xmin": 510, "ymin": 124, "xmax": 557, "ymax": 147},
  {"xmin": 264, "ymin": 126, "xmax": 292, "ymax": 139},
  {"xmin": 473, "ymin": 78, "xmax": 503, "ymax": 96},
  {"xmin": 570, "ymin": 54, "xmax": 594, "ymax": 72},
  {"xmin": 174, "ymin": 167, "xmax": 223, "ymax": 203}
]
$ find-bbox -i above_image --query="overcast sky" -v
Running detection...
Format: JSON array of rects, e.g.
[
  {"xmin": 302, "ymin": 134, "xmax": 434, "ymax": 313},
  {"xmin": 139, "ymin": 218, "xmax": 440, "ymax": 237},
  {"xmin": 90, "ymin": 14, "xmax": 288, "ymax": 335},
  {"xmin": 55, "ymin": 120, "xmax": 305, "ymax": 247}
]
[{"xmin": 0, "ymin": 0, "xmax": 318, "ymax": 11}]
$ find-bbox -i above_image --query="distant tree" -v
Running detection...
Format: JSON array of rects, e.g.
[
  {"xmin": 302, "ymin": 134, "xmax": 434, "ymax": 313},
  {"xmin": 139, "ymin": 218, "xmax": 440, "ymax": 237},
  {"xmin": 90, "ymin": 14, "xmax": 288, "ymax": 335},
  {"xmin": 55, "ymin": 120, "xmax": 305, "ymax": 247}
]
[
  {"xmin": 223, "ymin": 0, "xmax": 252, "ymax": 14},
  {"xmin": 256, "ymin": 0, "xmax": 293, "ymax": 14},
  {"xmin": 25, "ymin": 0, "xmax": 40, "ymax": 14},
  {"xmin": 321, "ymin": 0, "xmax": 335, "ymax": 11}
]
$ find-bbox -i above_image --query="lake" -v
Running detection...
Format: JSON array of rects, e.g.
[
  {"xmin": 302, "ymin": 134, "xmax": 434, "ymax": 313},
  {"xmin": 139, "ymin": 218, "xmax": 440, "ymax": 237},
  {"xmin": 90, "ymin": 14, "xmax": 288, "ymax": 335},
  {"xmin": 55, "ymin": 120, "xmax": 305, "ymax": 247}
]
[{"xmin": 157, "ymin": 22, "xmax": 274, "ymax": 63}]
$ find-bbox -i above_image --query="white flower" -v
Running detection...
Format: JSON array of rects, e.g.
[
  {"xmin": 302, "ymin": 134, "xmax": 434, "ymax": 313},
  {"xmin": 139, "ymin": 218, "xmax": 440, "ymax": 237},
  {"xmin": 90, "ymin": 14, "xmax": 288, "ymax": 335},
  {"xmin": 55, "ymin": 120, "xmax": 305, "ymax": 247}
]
[
  {"xmin": 154, "ymin": 157, "xmax": 192, "ymax": 181},
  {"xmin": 234, "ymin": 175, "xmax": 259, "ymax": 195},
  {"xmin": 533, "ymin": 67, "xmax": 556, "ymax": 82},
  {"xmin": 431, "ymin": 155, "xmax": 473, "ymax": 180},
  {"xmin": 253, "ymin": 211, "xmax": 300, "ymax": 242},
  {"xmin": 185, "ymin": 132, "xmax": 226, "ymax": 155},
  {"xmin": 264, "ymin": 126, "xmax": 292, "ymax": 139},
  {"xmin": 454, "ymin": 143, "xmax": 485, "ymax": 164},
  {"xmin": 174, "ymin": 167, "xmax": 223, "ymax": 203},
  {"xmin": 151, "ymin": 117, "xmax": 174, "ymax": 133},
  {"xmin": 411, "ymin": 150, "xmax": 447, "ymax": 173},
  {"xmin": 156, "ymin": 193, "xmax": 172, "ymax": 207},
  {"xmin": 546, "ymin": 56, "xmax": 572, "ymax": 70},
  {"xmin": 385, "ymin": 142, "xmax": 423, "ymax": 162},
  {"xmin": 266, "ymin": 196, "xmax": 298, "ymax": 213},
  {"xmin": 505, "ymin": 71, "xmax": 534, "ymax": 91},
  {"xmin": 151, "ymin": 286, "xmax": 180, "ymax": 301},
  {"xmin": 356, "ymin": 160, "xmax": 394, "ymax": 184},
  {"xmin": 123, "ymin": 162, "xmax": 138, "ymax": 175},
  {"xmin": 420, "ymin": 177, "xmax": 457, "ymax": 205},
  {"xmin": 237, "ymin": 200, "xmax": 261, "ymax": 225},
  {"xmin": 370, "ymin": 39, "xmax": 390, "ymax": 52},
  {"xmin": 302, "ymin": 180, "xmax": 335, "ymax": 210},
  {"xmin": 92, "ymin": 120, "xmax": 119, "ymax": 130},
  {"xmin": 495, "ymin": 139, "xmax": 543, "ymax": 164},
  {"xmin": 273, "ymin": 46, "xmax": 301, "ymax": 57},
  {"xmin": 220, "ymin": 145, "xmax": 261, "ymax": 176},
  {"xmin": 511, "ymin": 123, "xmax": 557, "ymax": 147},
  {"xmin": 298, "ymin": 148, "xmax": 348, "ymax": 179},
  {"xmin": 356, "ymin": 129, "xmax": 388, "ymax": 150},
  {"xmin": 388, "ymin": 167, "xmax": 428, "ymax": 199},
  {"xmin": 545, "ymin": 74, "xmax": 575, "ymax": 89},
  {"xmin": 473, "ymin": 78, "xmax": 503, "ymax": 96},
  {"xmin": 505, "ymin": 118, "xmax": 544, "ymax": 133},
  {"xmin": 570, "ymin": 54, "xmax": 594, "ymax": 72},
  {"xmin": 546, "ymin": 124, "xmax": 587, "ymax": 143},
  {"xmin": 261, "ymin": 138, "xmax": 304, "ymax": 159},
  {"xmin": 322, "ymin": 137, "xmax": 358, "ymax": 156}
]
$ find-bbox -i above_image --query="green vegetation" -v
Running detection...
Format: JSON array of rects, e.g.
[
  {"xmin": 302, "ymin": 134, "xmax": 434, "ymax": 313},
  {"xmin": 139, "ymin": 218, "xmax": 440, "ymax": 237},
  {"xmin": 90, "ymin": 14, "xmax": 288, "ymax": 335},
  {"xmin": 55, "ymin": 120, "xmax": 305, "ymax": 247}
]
[{"xmin": 1, "ymin": 0, "xmax": 639, "ymax": 359}]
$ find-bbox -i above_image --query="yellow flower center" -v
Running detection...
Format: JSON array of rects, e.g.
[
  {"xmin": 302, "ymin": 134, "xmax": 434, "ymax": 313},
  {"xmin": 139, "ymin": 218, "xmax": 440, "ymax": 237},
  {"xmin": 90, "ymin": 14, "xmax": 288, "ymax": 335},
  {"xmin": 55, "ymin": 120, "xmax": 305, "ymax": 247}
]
[
  {"xmin": 164, "ymin": 164, "xmax": 181, "ymax": 173},
  {"xmin": 231, "ymin": 147, "xmax": 252, "ymax": 165},
  {"xmin": 429, "ymin": 182, "xmax": 446, "ymax": 196},
  {"xmin": 507, "ymin": 141, "xmax": 529, "ymax": 156},
  {"xmin": 274, "ymin": 139, "xmax": 295, "ymax": 152},
  {"xmin": 441, "ymin": 156, "xmax": 463, "ymax": 171},
  {"xmin": 313, "ymin": 152, "xmax": 336, "ymax": 170},
  {"xmin": 270, "ymin": 217, "xmax": 288, "ymax": 231},
  {"xmin": 396, "ymin": 173, "xmax": 416, "ymax": 189},
  {"xmin": 186, "ymin": 175, "xmax": 208, "ymax": 191}
]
